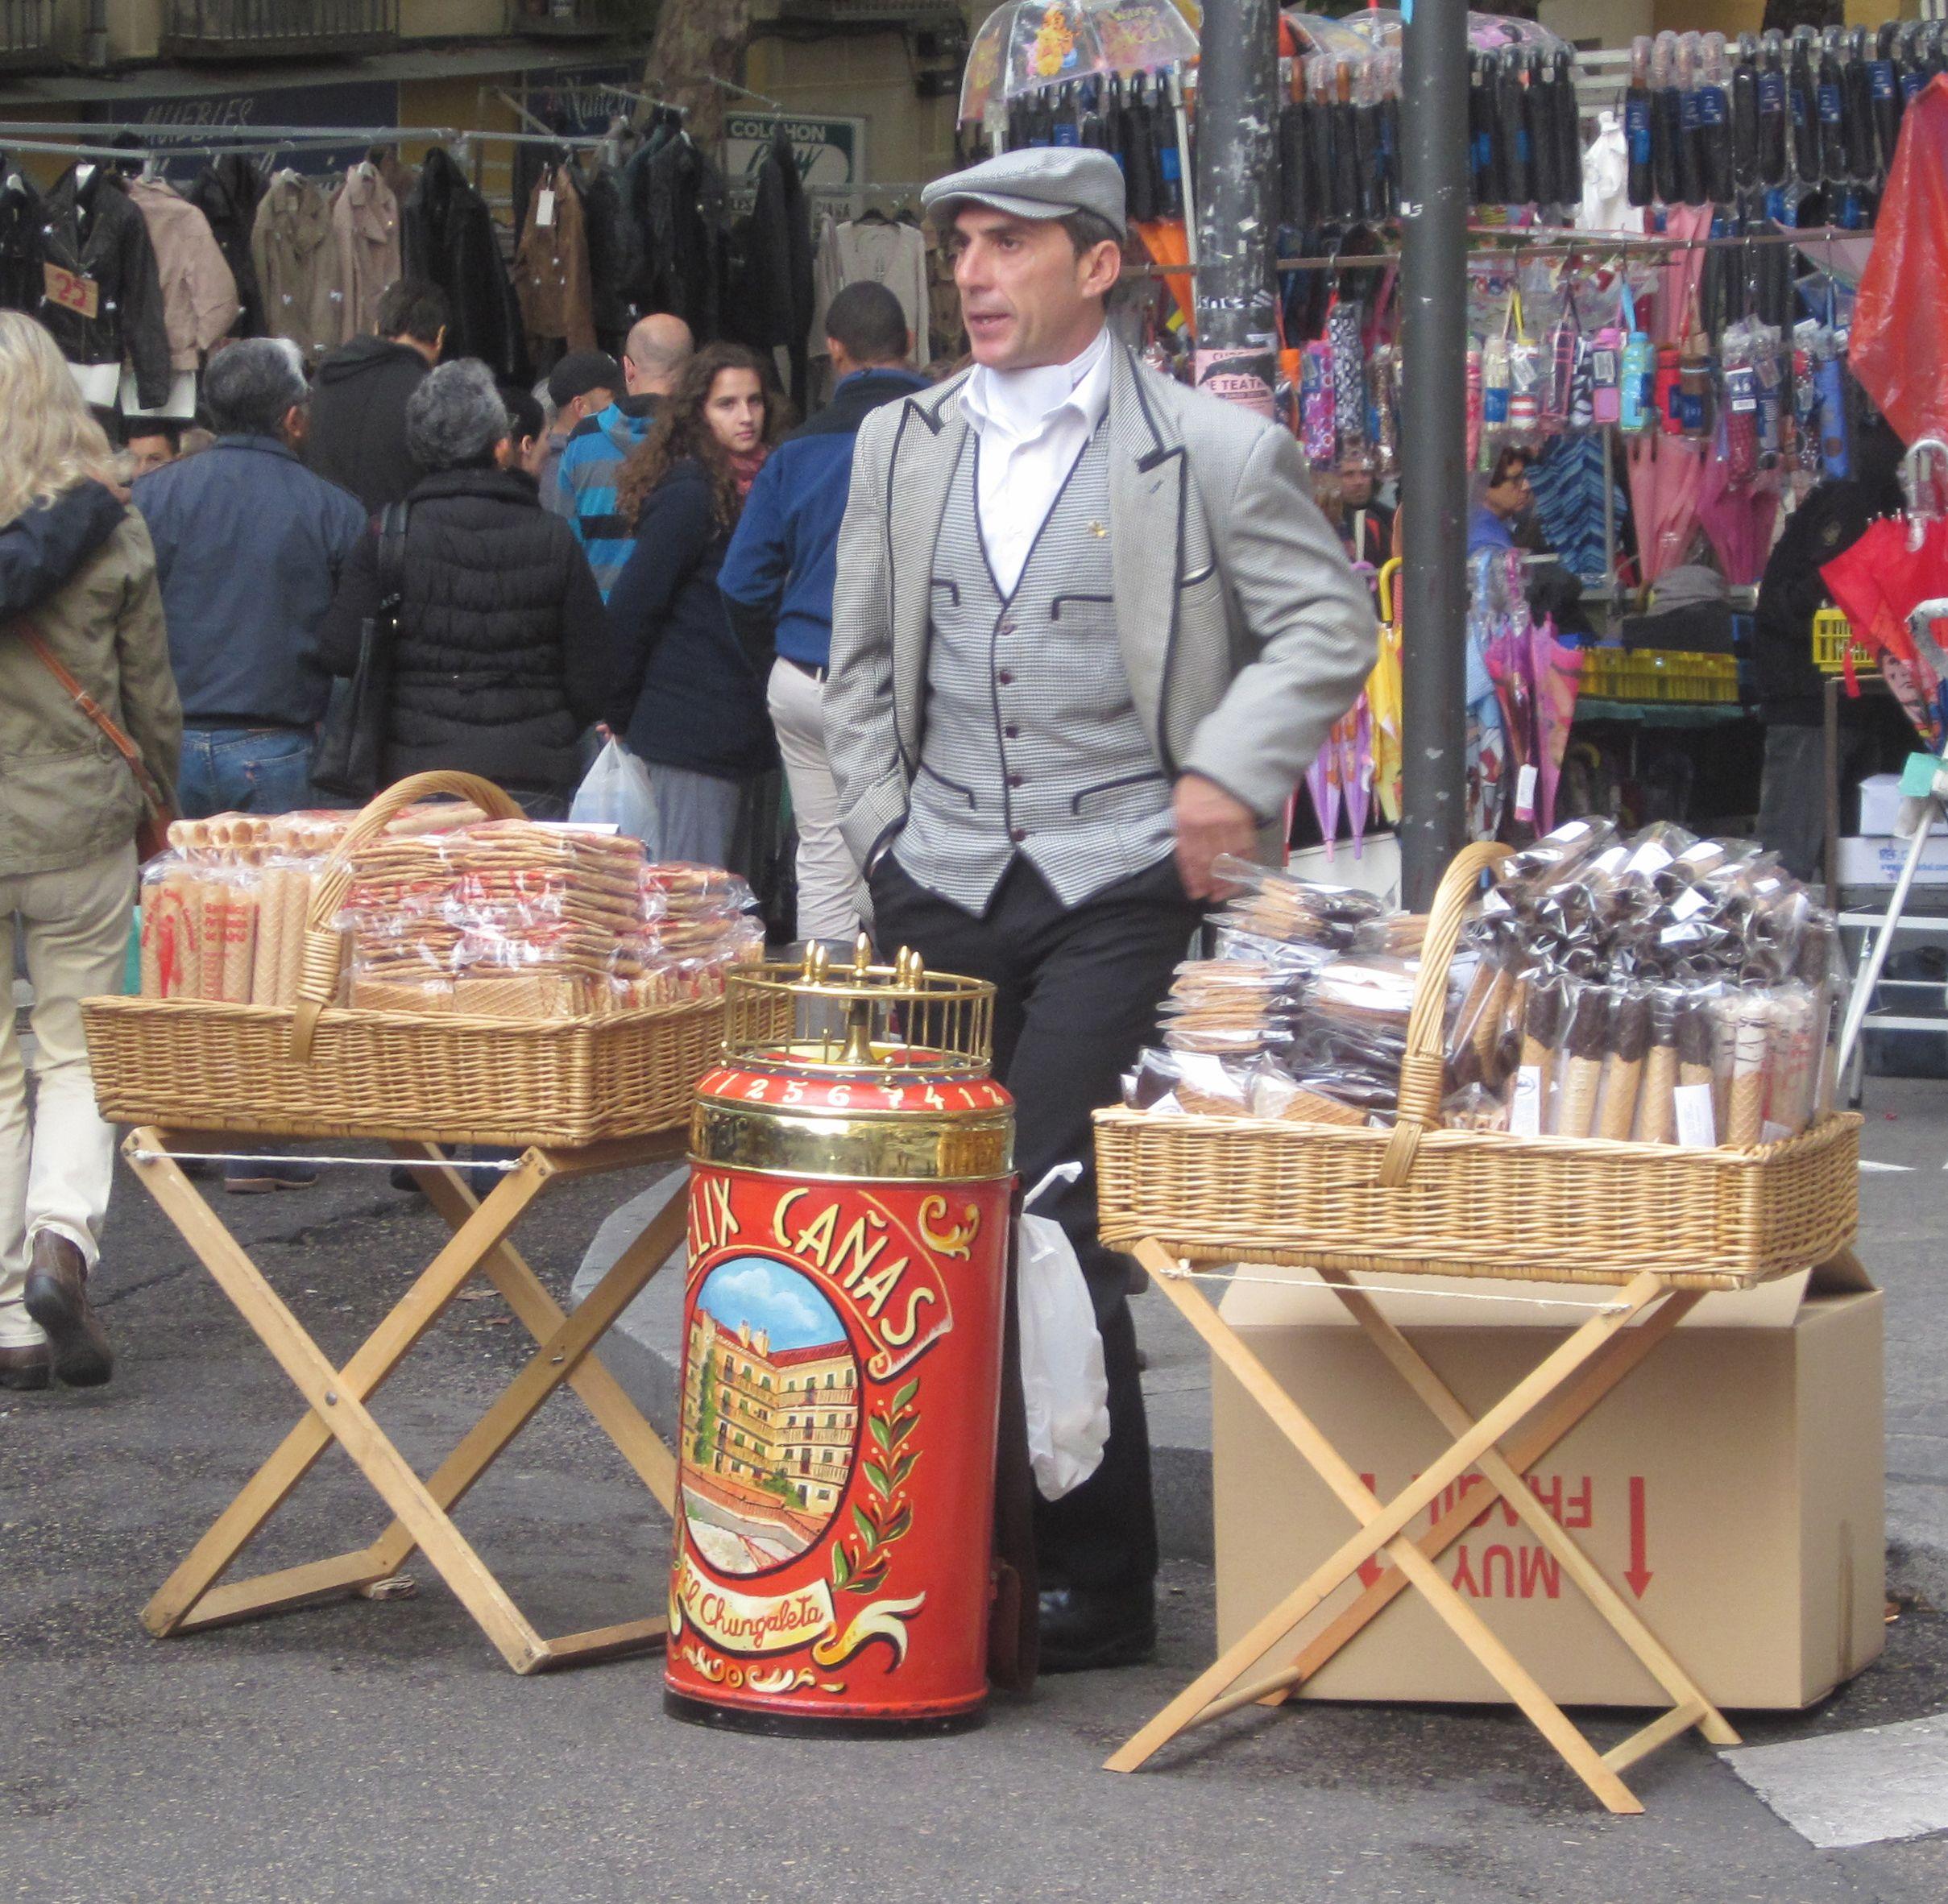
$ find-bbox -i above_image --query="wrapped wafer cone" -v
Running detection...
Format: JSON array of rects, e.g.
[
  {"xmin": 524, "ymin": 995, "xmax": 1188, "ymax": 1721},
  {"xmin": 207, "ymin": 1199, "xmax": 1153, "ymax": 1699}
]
[
  {"xmin": 1555, "ymin": 987, "xmax": 1609, "ymax": 1139},
  {"xmin": 276, "ymin": 866, "xmax": 314, "ymax": 1006},
  {"xmin": 1631, "ymin": 993, "xmax": 1681, "ymax": 1144},
  {"xmin": 218, "ymin": 880, "xmax": 258, "ymax": 1004},
  {"xmin": 250, "ymin": 867, "xmax": 287, "ymax": 1007},
  {"xmin": 1518, "ymin": 975, "xmax": 1565, "ymax": 1081},
  {"xmin": 1597, "ymin": 990, "xmax": 1652, "ymax": 1140},
  {"xmin": 1725, "ymin": 1000, "xmax": 1772, "ymax": 1148}
]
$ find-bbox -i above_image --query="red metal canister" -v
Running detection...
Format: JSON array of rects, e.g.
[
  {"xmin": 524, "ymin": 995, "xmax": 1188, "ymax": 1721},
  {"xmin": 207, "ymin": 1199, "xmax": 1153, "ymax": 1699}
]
[{"xmin": 666, "ymin": 945, "xmax": 1014, "ymax": 1735}]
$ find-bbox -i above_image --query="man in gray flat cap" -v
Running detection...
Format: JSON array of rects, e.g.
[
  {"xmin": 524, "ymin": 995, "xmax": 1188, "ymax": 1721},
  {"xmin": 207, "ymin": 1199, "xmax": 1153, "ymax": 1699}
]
[{"xmin": 826, "ymin": 147, "xmax": 1374, "ymax": 1670}]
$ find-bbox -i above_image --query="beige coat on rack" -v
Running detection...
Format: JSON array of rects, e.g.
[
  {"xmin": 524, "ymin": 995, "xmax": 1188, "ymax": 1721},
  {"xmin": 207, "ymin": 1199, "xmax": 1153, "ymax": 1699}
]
[
  {"xmin": 127, "ymin": 176, "xmax": 239, "ymax": 372},
  {"xmin": 331, "ymin": 161, "xmax": 401, "ymax": 342},
  {"xmin": 515, "ymin": 166, "xmax": 595, "ymax": 355},
  {"xmin": 251, "ymin": 172, "xmax": 343, "ymax": 366}
]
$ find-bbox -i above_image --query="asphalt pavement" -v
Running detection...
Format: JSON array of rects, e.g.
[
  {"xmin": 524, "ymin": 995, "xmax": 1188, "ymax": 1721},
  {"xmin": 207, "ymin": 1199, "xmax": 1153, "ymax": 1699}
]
[{"xmin": 3, "ymin": 1096, "xmax": 1947, "ymax": 1903}]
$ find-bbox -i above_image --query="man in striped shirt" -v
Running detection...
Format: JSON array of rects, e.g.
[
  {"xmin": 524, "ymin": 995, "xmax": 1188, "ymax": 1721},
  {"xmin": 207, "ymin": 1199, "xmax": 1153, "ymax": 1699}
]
[{"xmin": 557, "ymin": 312, "xmax": 693, "ymax": 598}]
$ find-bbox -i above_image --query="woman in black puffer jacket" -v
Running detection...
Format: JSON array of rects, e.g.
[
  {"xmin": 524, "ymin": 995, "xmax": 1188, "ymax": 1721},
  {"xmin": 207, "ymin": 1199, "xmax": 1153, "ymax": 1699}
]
[{"xmin": 317, "ymin": 357, "xmax": 609, "ymax": 812}]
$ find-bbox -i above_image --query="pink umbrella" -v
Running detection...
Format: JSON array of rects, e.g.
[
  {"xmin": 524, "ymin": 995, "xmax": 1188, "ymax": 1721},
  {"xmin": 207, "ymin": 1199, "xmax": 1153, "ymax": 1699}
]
[
  {"xmin": 1529, "ymin": 615, "xmax": 1585, "ymax": 833},
  {"xmin": 1626, "ymin": 433, "xmax": 1706, "ymax": 585},
  {"xmin": 1696, "ymin": 439, "xmax": 1781, "ymax": 586},
  {"xmin": 1652, "ymin": 204, "xmax": 1713, "ymax": 346}
]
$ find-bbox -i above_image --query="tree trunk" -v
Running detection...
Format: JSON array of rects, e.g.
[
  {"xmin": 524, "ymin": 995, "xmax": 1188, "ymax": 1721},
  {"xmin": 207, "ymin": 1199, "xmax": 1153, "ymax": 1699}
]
[{"xmin": 642, "ymin": 0, "xmax": 753, "ymax": 151}]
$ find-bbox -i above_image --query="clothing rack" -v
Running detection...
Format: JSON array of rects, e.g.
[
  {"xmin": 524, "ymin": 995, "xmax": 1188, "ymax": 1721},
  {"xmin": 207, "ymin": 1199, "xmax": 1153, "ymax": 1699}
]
[{"xmin": 0, "ymin": 122, "xmax": 620, "ymax": 158}]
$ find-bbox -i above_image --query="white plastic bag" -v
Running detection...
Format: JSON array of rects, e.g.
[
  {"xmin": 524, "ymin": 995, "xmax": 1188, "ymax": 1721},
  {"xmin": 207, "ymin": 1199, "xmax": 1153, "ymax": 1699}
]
[
  {"xmin": 1017, "ymin": 1163, "xmax": 1110, "ymax": 1501},
  {"xmin": 570, "ymin": 729, "xmax": 661, "ymax": 851}
]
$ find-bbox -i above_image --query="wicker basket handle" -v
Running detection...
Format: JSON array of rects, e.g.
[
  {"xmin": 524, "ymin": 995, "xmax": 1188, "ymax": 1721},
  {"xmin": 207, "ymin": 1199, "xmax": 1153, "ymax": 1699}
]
[
  {"xmin": 289, "ymin": 771, "xmax": 525, "ymax": 1062},
  {"xmin": 1375, "ymin": 838, "xmax": 1515, "ymax": 1190}
]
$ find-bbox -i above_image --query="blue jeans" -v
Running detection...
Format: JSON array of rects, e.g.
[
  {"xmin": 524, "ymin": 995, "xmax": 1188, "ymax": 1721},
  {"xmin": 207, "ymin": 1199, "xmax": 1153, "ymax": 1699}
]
[{"xmin": 176, "ymin": 727, "xmax": 313, "ymax": 822}]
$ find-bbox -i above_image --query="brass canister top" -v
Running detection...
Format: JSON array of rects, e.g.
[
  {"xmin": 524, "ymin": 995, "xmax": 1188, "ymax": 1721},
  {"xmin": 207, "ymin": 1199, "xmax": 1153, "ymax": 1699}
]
[{"xmin": 723, "ymin": 936, "xmax": 995, "ymax": 1081}]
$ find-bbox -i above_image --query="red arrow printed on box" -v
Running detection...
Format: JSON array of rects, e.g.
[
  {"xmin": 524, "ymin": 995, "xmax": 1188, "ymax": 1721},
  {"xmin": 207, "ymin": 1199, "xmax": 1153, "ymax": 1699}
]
[{"xmin": 1624, "ymin": 1476, "xmax": 1652, "ymax": 1598}]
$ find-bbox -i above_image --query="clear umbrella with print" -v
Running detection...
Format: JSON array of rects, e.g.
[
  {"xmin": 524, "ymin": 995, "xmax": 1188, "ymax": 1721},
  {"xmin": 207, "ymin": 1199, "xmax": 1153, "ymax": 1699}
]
[{"xmin": 959, "ymin": 0, "xmax": 1200, "ymax": 124}]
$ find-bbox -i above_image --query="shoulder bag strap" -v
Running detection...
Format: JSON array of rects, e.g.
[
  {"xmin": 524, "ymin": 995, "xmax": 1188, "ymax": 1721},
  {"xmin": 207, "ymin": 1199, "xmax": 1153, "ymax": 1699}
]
[
  {"xmin": 10, "ymin": 616, "xmax": 173, "ymax": 820},
  {"xmin": 376, "ymin": 499, "xmax": 410, "ymax": 607}
]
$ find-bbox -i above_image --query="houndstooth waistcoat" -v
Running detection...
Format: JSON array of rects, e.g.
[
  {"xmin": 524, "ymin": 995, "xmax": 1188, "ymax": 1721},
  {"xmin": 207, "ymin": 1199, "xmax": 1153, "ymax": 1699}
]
[{"xmin": 891, "ymin": 420, "xmax": 1175, "ymax": 913}]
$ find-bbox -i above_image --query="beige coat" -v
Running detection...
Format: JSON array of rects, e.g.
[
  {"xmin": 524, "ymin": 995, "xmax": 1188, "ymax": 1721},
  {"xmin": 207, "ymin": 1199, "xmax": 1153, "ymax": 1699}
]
[
  {"xmin": 0, "ymin": 510, "xmax": 181, "ymax": 880},
  {"xmin": 127, "ymin": 178, "xmax": 240, "ymax": 373},
  {"xmin": 514, "ymin": 168, "xmax": 595, "ymax": 354},
  {"xmin": 331, "ymin": 162, "xmax": 401, "ymax": 341},
  {"xmin": 251, "ymin": 172, "xmax": 343, "ymax": 364}
]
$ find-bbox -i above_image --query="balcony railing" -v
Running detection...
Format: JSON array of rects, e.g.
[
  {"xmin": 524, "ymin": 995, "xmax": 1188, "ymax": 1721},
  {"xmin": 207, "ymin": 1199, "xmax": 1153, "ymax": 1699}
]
[
  {"xmin": 162, "ymin": 0, "xmax": 400, "ymax": 60},
  {"xmin": 511, "ymin": 0, "xmax": 649, "ymax": 36},
  {"xmin": 0, "ymin": 0, "xmax": 56, "ymax": 72}
]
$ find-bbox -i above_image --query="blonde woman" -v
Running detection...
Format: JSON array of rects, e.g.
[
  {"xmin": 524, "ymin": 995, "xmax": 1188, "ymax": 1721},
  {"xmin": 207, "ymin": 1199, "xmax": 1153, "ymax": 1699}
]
[{"xmin": 0, "ymin": 312, "xmax": 180, "ymax": 1392}]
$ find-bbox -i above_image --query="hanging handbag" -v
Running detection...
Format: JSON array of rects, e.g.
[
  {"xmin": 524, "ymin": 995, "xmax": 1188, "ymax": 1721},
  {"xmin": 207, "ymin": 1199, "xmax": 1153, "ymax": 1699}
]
[
  {"xmin": 12, "ymin": 619, "xmax": 176, "ymax": 863},
  {"xmin": 310, "ymin": 501, "xmax": 408, "ymax": 801}
]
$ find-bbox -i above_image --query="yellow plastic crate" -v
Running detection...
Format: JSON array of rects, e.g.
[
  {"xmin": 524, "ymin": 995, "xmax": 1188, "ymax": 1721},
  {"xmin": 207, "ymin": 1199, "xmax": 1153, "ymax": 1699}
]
[
  {"xmin": 1581, "ymin": 648, "xmax": 1741, "ymax": 705},
  {"xmin": 1813, "ymin": 608, "xmax": 1878, "ymax": 675}
]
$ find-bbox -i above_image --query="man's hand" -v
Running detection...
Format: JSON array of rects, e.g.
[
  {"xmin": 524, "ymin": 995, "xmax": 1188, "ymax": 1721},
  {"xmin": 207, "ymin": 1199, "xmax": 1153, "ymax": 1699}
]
[{"xmin": 1173, "ymin": 772, "xmax": 1259, "ymax": 900}]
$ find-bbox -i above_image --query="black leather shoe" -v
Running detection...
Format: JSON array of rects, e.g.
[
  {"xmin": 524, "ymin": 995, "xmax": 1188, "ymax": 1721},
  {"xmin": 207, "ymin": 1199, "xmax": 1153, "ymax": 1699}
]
[
  {"xmin": 1037, "ymin": 1583, "xmax": 1157, "ymax": 1673},
  {"xmin": 23, "ymin": 1231, "xmax": 114, "ymax": 1389},
  {"xmin": 0, "ymin": 1342, "xmax": 50, "ymax": 1391}
]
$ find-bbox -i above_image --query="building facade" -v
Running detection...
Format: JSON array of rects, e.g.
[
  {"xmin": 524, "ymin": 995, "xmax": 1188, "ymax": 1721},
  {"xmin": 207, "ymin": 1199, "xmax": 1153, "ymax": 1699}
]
[{"xmin": 682, "ymin": 1310, "xmax": 860, "ymax": 1517}]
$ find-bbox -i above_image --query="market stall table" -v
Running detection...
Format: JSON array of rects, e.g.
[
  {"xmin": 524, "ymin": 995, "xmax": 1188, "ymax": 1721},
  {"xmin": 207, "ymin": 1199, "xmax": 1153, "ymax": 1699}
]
[
  {"xmin": 126, "ymin": 1128, "xmax": 688, "ymax": 1675},
  {"xmin": 1102, "ymin": 1242, "xmax": 1754, "ymax": 1811}
]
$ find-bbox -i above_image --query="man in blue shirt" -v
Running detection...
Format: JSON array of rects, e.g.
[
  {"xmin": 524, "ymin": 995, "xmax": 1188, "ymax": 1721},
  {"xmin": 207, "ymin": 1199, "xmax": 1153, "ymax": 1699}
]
[
  {"xmin": 134, "ymin": 338, "xmax": 365, "ymax": 1194},
  {"xmin": 719, "ymin": 283, "xmax": 927, "ymax": 940},
  {"xmin": 557, "ymin": 313, "xmax": 692, "ymax": 597},
  {"xmin": 135, "ymin": 339, "xmax": 366, "ymax": 819},
  {"xmin": 1467, "ymin": 445, "xmax": 1535, "ymax": 555}
]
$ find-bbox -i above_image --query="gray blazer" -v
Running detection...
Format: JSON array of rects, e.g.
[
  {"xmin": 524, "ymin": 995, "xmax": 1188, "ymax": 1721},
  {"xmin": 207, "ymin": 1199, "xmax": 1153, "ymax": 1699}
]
[{"xmin": 826, "ymin": 341, "xmax": 1378, "ymax": 871}]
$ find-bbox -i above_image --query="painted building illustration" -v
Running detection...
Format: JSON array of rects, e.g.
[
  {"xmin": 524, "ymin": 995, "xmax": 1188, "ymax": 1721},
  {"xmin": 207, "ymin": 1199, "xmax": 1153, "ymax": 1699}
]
[{"xmin": 679, "ymin": 1256, "xmax": 860, "ymax": 1575}]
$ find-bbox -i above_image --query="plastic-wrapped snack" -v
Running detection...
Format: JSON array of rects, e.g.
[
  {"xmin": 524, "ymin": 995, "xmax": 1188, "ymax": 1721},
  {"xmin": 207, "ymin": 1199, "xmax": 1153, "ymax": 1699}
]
[
  {"xmin": 1762, "ymin": 981, "xmax": 1821, "ymax": 1140},
  {"xmin": 1553, "ymin": 983, "xmax": 1613, "ymax": 1139},
  {"xmin": 1250, "ymin": 1067, "xmax": 1370, "ymax": 1124},
  {"xmin": 1714, "ymin": 989, "xmax": 1776, "ymax": 1148},
  {"xmin": 1161, "ymin": 957, "xmax": 1307, "ymax": 1058},
  {"xmin": 1211, "ymin": 926, "xmax": 1342, "ymax": 975},
  {"xmin": 1443, "ymin": 1080, "xmax": 1512, "ymax": 1132},
  {"xmin": 1208, "ymin": 855, "xmax": 1386, "ymax": 950},
  {"xmin": 1630, "ymin": 986, "xmax": 1682, "ymax": 1144},
  {"xmin": 1481, "ymin": 816, "xmax": 1619, "ymax": 924},
  {"xmin": 139, "ymin": 855, "xmax": 201, "ymax": 999},
  {"xmin": 642, "ymin": 862, "xmax": 756, "ymax": 919},
  {"xmin": 1594, "ymin": 984, "xmax": 1653, "ymax": 1140},
  {"xmin": 1508, "ymin": 969, "xmax": 1570, "ymax": 1136},
  {"xmin": 1672, "ymin": 995, "xmax": 1718, "ymax": 1147}
]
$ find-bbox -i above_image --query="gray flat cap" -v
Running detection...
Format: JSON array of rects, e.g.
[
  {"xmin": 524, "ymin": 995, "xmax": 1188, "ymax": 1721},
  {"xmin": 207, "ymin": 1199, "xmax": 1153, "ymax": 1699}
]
[{"xmin": 921, "ymin": 147, "xmax": 1126, "ymax": 241}]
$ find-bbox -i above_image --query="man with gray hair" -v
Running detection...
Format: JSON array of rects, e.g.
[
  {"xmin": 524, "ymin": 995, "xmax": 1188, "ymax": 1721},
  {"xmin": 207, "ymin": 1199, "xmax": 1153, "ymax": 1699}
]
[{"xmin": 134, "ymin": 336, "xmax": 367, "ymax": 1190}]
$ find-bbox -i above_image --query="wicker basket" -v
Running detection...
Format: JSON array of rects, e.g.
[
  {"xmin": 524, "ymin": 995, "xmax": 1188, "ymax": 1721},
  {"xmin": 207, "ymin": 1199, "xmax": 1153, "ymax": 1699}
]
[
  {"xmin": 1094, "ymin": 841, "xmax": 1861, "ymax": 1291},
  {"xmin": 83, "ymin": 771, "xmax": 745, "ymax": 1149}
]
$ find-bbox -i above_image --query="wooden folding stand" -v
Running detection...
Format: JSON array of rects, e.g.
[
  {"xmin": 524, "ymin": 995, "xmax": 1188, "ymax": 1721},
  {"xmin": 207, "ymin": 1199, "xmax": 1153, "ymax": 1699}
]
[
  {"xmin": 1106, "ymin": 1239, "xmax": 1746, "ymax": 1813},
  {"xmin": 127, "ymin": 1125, "xmax": 687, "ymax": 1675}
]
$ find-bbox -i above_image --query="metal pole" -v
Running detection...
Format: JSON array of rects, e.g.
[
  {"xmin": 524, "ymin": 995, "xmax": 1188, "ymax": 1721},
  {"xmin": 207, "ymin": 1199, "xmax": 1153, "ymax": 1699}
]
[
  {"xmin": 1189, "ymin": 0, "xmax": 1278, "ymax": 416},
  {"xmin": 1397, "ymin": 0, "xmax": 1472, "ymax": 909}
]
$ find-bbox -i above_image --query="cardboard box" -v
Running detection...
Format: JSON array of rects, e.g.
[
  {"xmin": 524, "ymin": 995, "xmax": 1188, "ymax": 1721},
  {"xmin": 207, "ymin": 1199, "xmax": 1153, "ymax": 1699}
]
[
  {"xmin": 1859, "ymin": 773, "xmax": 1946, "ymax": 839},
  {"xmin": 1212, "ymin": 1259, "xmax": 1884, "ymax": 1710},
  {"xmin": 1834, "ymin": 834, "xmax": 1948, "ymax": 886}
]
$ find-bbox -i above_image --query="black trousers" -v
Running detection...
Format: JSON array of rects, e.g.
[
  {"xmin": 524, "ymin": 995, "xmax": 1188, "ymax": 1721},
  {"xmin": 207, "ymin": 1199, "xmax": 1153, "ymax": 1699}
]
[{"xmin": 868, "ymin": 851, "xmax": 1203, "ymax": 1593}]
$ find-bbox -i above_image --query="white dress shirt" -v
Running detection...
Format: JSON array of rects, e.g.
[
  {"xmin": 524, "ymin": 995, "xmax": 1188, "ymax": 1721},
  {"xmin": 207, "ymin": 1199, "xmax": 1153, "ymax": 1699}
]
[{"xmin": 957, "ymin": 326, "xmax": 1113, "ymax": 598}]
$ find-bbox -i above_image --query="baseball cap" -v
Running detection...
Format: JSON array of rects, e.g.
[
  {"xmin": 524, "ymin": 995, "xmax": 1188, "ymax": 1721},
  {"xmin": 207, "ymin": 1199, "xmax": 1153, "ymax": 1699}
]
[{"xmin": 547, "ymin": 350, "xmax": 622, "ymax": 408}]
